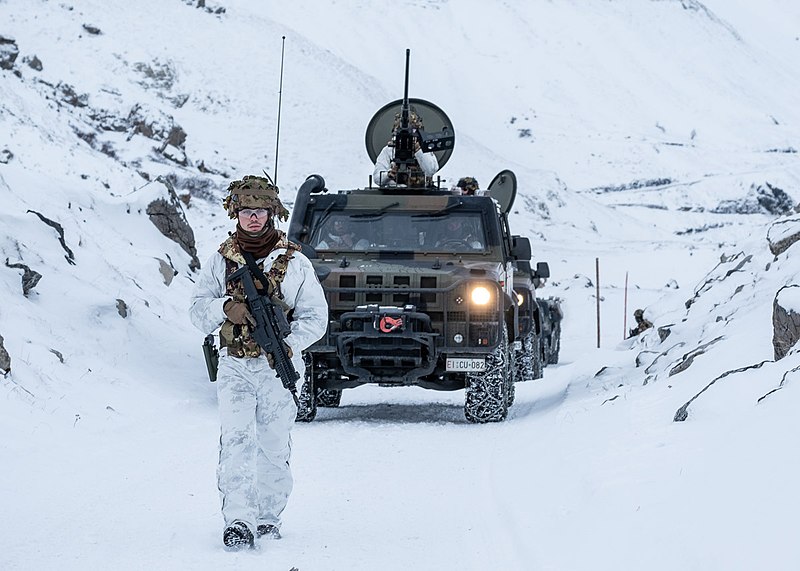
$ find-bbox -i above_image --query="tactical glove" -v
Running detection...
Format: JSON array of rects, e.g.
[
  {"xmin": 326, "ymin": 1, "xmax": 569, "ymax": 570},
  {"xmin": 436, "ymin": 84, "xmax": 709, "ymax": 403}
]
[
  {"xmin": 223, "ymin": 299, "xmax": 256, "ymax": 326},
  {"xmin": 266, "ymin": 344, "xmax": 293, "ymax": 369}
]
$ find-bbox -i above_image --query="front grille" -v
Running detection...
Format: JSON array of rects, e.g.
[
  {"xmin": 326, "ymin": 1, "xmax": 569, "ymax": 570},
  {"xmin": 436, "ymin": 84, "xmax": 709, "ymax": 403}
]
[{"xmin": 326, "ymin": 276, "xmax": 503, "ymax": 350}]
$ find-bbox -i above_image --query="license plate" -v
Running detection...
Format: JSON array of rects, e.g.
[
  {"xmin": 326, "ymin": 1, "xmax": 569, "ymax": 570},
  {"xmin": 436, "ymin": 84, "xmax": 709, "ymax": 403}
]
[{"xmin": 446, "ymin": 358, "xmax": 486, "ymax": 372}]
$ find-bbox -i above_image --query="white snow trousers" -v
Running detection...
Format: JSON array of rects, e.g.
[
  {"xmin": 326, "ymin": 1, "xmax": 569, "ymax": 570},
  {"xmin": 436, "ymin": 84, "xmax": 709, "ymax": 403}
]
[{"xmin": 216, "ymin": 350, "xmax": 300, "ymax": 532}]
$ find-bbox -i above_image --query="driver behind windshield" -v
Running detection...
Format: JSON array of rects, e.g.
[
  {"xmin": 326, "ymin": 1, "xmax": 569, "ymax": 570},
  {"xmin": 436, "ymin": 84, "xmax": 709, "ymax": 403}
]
[
  {"xmin": 316, "ymin": 218, "xmax": 370, "ymax": 250},
  {"xmin": 435, "ymin": 218, "xmax": 483, "ymax": 250}
]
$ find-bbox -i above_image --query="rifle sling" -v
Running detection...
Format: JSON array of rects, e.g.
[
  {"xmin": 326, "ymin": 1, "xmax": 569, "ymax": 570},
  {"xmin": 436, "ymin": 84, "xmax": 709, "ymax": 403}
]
[{"xmin": 242, "ymin": 251, "xmax": 271, "ymax": 297}]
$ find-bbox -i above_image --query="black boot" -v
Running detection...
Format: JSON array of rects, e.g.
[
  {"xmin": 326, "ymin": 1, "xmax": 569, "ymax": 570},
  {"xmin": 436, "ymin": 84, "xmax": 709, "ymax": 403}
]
[
  {"xmin": 256, "ymin": 524, "xmax": 282, "ymax": 539},
  {"xmin": 223, "ymin": 521, "xmax": 254, "ymax": 550}
]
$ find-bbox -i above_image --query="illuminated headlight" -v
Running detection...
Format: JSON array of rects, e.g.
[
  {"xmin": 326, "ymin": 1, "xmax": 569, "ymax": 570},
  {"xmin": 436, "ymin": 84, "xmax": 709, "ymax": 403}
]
[
  {"xmin": 471, "ymin": 286, "xmax": 492, "ymax": 305},
  {"xmin": 516, "ymin": 292, "xmax": 524, "ymax": 306}
]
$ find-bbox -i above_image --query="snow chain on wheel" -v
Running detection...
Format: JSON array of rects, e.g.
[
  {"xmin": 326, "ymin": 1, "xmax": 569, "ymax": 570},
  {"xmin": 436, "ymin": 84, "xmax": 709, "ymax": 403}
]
[
  {"xmin": 506, "ymin": 347, "xmax": 516, "ymax": 407},
  {"xmin": 548, "ymin": 324, "xmax": 561, "ymax": 365},
  {"xmin": 464, "ymin": 328, "xmax": 510, "ymax": 423},
  {"xmin": 316, "ymin": 388, "xmax": 342, "ymax": 408},
  {"xmin": 530, "ymin": 331, "xmax": 544, "ymax": 380},
  {"xmin": 295, "ymin": 354, "xmax": 317, "ymax": 422},
  {"xmin": 515, "ymin": 330, "xmax": 537, "ymax": 382}
]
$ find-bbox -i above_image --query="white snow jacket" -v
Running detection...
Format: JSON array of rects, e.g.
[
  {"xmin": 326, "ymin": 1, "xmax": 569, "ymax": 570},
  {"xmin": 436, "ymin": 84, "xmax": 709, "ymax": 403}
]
[
  {"xmin": 189, "ymin": 247, "xmax": 328, "ymax": 358},
  {"xmin": 372, "ymin": 144, "xmax": 439, "ymax": 186}
]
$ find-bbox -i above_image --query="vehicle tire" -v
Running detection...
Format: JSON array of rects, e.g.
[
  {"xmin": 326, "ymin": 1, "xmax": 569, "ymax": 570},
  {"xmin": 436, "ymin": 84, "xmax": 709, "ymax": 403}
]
[
  {"xmin": 316, "ymin": 388, "xmax": 343, "ymax": 408},
  {"xmin": 540, "ymin": 335, "xmax": 550, "ymax": 369},
  {"xmin": 548, "ymin": 324, "xmax": 561, "ymax": 365},
  {"xmin": 464, "ymin": 329, "xmax": 509, "ymax": 423},
  {"xmin": 295, "ymin": 354, "xmax": 317, "ymax": 422},
  {"xmin": 515, "ymin": 330, "xmax": 538, "ymax": 382},
  {"xmin": 506, "ymin": 344, "xmax": 516, "ymax": 407},
  {"xmin": 531, "ymin": 331, "xmax": 544, "ymax": 380}
]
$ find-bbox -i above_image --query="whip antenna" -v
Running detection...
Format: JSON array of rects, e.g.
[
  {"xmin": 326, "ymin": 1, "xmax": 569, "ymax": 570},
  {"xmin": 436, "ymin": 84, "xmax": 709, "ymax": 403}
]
[{"xmin": 274, "ymin": 35, "xmax": 286, "ymax": 184}]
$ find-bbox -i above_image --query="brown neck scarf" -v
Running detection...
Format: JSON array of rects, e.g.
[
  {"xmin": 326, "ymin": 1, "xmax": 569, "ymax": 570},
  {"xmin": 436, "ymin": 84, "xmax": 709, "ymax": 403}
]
[{"xmin": 234, "ymin": 225, "xmax": 280, "ymax": 260}]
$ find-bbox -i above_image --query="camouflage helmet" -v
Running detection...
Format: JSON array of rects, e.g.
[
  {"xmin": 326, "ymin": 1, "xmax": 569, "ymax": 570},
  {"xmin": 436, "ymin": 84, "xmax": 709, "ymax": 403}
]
[
  {"xmin": 222, "ymin": 174, "xmax": 289, "ymax": 222},
  {"xmin": 634, "ymin": 309, "xmax": 644, "ymax": 319},
  {"xmin": 392, "ymin": 106, "xmax": 424, "ymax": 131},
  {"xmin": 457, "ymin": 177, "xmax": 480, "ymax": 195}
]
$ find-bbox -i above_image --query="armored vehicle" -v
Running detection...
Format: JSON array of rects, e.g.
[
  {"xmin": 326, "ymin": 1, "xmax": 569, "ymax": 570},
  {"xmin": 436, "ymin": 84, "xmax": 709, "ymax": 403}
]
[
  {"xmin": 288, "ymin": 169, "xmax": 531, "ymax": 423},
  {"xmin": 287, "ymin": 50, "xmax": 538, "ymax": 423},
  {"xmin": 512, "ymin": 258, "xmax": 551, "ymax": 383},
  {"xmin": 537, "ymin": 297, "xmax": 563, "ymax": 365}
]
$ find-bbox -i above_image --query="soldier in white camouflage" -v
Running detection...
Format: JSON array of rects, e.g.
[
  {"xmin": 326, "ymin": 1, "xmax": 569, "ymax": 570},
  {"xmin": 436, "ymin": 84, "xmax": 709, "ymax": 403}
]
[
  {"xmin": 189, "ymin": 175, "xmax": 328, "ymax": 550},
  {"xmin": 373, "ymin": 107, "xmax": 439, "ymax": 188}
]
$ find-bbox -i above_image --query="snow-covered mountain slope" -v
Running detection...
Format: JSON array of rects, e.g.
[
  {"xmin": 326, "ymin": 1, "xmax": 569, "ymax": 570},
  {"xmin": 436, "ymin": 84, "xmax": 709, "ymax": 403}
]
[{"xmin": 1, "ymin": 1, "xmax": 799, "ymax": 569}]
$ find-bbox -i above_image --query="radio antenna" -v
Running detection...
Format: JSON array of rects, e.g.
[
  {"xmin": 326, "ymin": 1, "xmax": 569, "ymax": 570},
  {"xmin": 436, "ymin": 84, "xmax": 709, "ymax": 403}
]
[{"xmin": 274, "ymin": 35, "xmax": 286, "ymax": 185}]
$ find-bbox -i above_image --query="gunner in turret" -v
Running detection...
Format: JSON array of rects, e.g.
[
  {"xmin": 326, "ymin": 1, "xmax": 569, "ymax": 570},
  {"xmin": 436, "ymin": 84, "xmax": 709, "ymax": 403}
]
[{"xmin": 373, "ymin": 108, "xmax": 439, "ymax": 188}]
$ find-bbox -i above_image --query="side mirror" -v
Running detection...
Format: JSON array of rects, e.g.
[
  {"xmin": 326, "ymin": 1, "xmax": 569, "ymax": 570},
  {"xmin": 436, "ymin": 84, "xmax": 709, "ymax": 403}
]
[
  {"xmin": 533, "ymin": 261, "xmax": 550, "ymax": 279},
  {"xmin": 516, "ymin": 260, "xmax": 532, "ymax": 274},
  {"xmin": 510, "ymin": 235, "xmax": 532, "ymax": 261}
]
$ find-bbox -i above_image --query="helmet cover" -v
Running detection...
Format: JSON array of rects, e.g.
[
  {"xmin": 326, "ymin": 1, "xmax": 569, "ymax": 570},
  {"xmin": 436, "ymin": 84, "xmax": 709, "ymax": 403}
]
[
  {"xmin": 457, "ymin": 177, "xmax": 480, "ymax": 195},
  {"xmin": 222, "ymin": 174, "xmax": 289, "ymax": 221}
]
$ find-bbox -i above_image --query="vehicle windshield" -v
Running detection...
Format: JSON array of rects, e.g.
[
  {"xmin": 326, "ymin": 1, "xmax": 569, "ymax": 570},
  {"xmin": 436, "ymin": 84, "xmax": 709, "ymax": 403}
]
[{"xmin": 311, "ymin": 210, "xmax": 487, "ymax": 253}]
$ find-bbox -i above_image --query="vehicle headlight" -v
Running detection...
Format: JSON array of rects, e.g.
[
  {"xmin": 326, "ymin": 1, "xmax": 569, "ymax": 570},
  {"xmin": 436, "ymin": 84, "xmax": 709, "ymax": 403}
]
[{"xmin": 471, "ymin": 285, "xmax": 492, "ymax": 305}]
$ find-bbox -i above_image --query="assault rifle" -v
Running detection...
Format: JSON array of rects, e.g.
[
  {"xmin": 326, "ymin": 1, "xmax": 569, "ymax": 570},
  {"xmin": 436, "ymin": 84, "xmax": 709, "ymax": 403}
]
[{"xmin": 227, "ymin": 263, "xmax": 300, "ymax": 399}]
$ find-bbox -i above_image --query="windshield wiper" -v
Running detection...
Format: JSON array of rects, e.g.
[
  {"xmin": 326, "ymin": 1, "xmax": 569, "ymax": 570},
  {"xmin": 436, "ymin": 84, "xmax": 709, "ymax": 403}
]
[
  {"xmin": 412, "ymin": 200, "xmax": 464, "ymax": 218},
  {"xmin": 314, "ymin": 202, "xmax": 341, "ymax": 234},
  {"xmin": 350, "ymin": 201, "xmax": 400, "ymax": 219}
]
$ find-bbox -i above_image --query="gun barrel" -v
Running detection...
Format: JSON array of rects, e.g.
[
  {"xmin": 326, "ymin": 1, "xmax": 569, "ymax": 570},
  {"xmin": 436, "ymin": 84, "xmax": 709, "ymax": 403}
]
[{"xmin": 403, "ymin": 48, "xmax": 410, "ymax": 106}]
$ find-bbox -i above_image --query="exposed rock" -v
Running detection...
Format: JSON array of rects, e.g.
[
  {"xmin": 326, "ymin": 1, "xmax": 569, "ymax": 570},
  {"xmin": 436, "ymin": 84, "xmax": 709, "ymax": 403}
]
[
  {"xmin": 49, "ymin": 348, "xmax": 64, "ymax": 363},
  {"xmin": 162, "ymin": 172, "xmax": 220, "ymax": 202},
  {"xmin": 82, "ymin": 24, "xmax": 102, "ymax": 35},
  {"xmin": 767, "ymin": 214, "xmax": 800, "ymax": 256},
  {"xmin": 685, "ymin": 252, "xmax": 751, "ymax": 309},
  {"xmin": 57, "ymin": 82, "xmax": 89, "ymax": 108},
  {"xmin": 22, "ymin": 54, "xmax": 43, "ymax": 71},
  {"xmin": 133, "ymin": 59, "xmax": 176, "ymax": 92},
  {"xmin": 590, "ymin": 177, "xmax": 673, "ymax": 194},
  {"xmin": 0, "ymin": 149, "xmax": 13, "ymax": 164},
  {"xmin": 127, "ymin": 104, "xmax": 186, "ymax": 149},
  {"xmin": 166, "ymin": 125, "xmax": 187, "ymax": 148},
  {"xmin": 160, "ymin": 144, "xmax": 187, "ymax": 165},
  {"xmin": 674, "ymin": 359, "xmax": 770, "ymax": 422},
  {"xmin": 116, "ymin": 299, "xmax": 128, "ymax": 318},
  {"xmin": 773, "ymin": 285, "xmax": 800, "ymax": 360},
  {"xmin": 26, "ymin": 210, "xmax": 76, "ymax": 265},
  {"xmin": 711, "ymin": 182, "xmax": 794, "ymax": 215},
  {"xmin": 147, "ymin": 177, "xmax": 201, "ymax": 270},
  {"xmin": 0, "ymin": 35, "xmax": 19, "ymax": 70},
  {"xmin": 668, "ymin": 336, "xmax": 723, "ymax": 376},
  {"xmin": 5, "ymin": 258, "xmax": 42, "ymax": 296},
  {"xmin": 156, "ymin": 257, "xmax": 177, "ymax": 286},
  {"xmin": 635, "ymin": 350, "xmax": 659, "ymax": 368},
  {"xmin": 0, "ymin": 334, "xmax": 11, "ymax": 374}
]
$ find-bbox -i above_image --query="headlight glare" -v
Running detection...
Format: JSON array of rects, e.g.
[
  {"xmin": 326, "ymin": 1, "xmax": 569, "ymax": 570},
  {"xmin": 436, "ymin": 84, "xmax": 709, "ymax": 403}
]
[{"xmin": 471, "ymin": 286, "xmax": 492, "ymax": 305}]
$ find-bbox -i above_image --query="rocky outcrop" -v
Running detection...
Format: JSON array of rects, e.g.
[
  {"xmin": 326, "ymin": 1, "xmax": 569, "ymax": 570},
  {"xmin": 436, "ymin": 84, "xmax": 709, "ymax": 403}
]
[
  {"xmin": 147, "ymin": 177, "xmax": 201, "ymax": 270},
  {"xmin": 0, "ymin": 334, "xmax": 11, "ymax": 375},
  {"xmin": 0, "ymin": 35, "xmax": 19, "ymax": 70},
  {"xmin": 773, "ymin": 285, "xmax": 800, "ymax": 360},
  {"xmin": 767, "ymin": 214, "xmax": 800, "ymax": 256},
  {"xmin": 4, "ymin": 258, "xmax": 42, "ymax": 297},
  {"xmin": 711, "ymin": 182, "xmax": 794, "ymax": 215}
]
